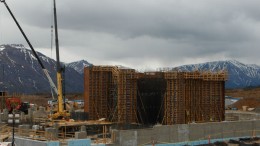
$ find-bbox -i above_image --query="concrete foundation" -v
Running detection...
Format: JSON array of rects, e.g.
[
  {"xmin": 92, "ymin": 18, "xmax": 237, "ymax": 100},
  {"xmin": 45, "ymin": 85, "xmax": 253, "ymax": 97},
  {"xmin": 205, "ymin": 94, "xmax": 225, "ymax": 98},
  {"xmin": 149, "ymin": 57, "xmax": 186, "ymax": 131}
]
[
  {"xmin": 14, "ymin": 137, "xmax": 59, "ymax": 146},
  {"xmin": 80, "ymin": 125, "xmax": 86, "ymax": 132},
  {"xmin": 112, "ymin": 120, "xmax": 260, "ymax": 146},
  {"xmin": 8, "ymin": 120, "xmax": 260, "ymax": 146},
  {"xmin": 67, "ymin": 139, "xmax": 91, "ymax": 146},
  {"xmin": 2, "ymin": 109, "xmax": 8, "ymax": 122},
  {"xmin": 18, "ymin": 124, "xmax": 31, "ymax": 137},
  {"xmin": 14, "ymin": 138, "xmax": 93, "ymax": 146},
  {"xmin": 225, "ymin": 110, "xmax": 260, "ymax": 121},
  {"xmin": 75, "ymin": 131, "xmax": 87, "ymax": 139},
  {"xmin": 45, "ymin": 127, "xmax": 58, "ymax": 139},
  {"xmin": 33, "ymin": 106, "xmax": 48, "ymax": 119}
]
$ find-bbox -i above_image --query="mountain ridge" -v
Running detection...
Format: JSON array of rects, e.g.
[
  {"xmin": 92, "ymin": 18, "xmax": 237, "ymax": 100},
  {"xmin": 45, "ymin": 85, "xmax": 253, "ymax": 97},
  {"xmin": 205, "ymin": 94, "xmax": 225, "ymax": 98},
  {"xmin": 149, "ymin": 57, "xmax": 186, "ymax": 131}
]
[
  {"xmin": 67, "ymin": 60, "xmax": 92, "ymax": 74},
  {"xmin": 175, "ymin": 60, "xmax": 260, "ymax": 88},
  {"xmin": 0, "ymin": 44, "xmax": 86, "ymax": 94},
  {"xmin": 1, "ymin": 44, "xmax": 260, "ymax": 93}
]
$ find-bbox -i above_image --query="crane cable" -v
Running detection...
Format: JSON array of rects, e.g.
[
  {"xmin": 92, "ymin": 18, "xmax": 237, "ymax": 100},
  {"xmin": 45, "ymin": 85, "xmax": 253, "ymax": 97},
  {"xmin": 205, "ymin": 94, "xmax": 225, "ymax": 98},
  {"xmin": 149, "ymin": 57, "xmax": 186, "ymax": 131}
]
[
  {"xmin": 49, "ymin": 0, "xmax": 54, "ymax": 99},
  {"xmin": 0, "ymin": 3, "xmax": 3, "ymax": 44},
  {"xmin": 50, "ymin": 0, "xmax": 54, "ymax": 59}
]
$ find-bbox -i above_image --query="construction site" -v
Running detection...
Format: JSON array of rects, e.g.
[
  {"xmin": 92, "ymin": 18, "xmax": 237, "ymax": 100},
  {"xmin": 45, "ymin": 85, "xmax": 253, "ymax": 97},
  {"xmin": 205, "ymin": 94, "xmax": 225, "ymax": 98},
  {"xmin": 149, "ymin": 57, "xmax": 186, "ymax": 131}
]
[
  {"xmin": 1, "ymin": 0, "xmax": 260, "ymax": 145},
  {"xmin": 1, "ymin": 65, "xmax": 260, "ymax": 145},
  {"xmin": 84, "ymin": 66, "xmax": 227, "ymax": 125}
]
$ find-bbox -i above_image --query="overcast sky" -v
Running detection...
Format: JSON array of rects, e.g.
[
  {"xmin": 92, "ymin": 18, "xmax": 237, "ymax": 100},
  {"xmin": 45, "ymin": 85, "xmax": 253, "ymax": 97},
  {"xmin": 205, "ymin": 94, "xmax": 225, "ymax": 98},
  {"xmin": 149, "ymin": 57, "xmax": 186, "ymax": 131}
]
[{"xmin": 0, "ymin": 0, "xmax": 260, "ymax": 70}]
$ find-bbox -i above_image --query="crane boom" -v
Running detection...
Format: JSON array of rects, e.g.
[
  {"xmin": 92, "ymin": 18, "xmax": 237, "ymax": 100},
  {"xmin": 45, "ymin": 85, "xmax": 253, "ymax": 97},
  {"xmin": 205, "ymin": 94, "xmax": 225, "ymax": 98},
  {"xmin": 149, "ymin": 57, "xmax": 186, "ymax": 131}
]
[
  {"xmin": 53, "ymin": 0, "xmax": 64, "ymax": 113},
  {"xmin": 0, "ymin": 0, "xmax": 58, "ymax": 96},
  {"xmin": 1, "ymin": 0, "xmax": 69, "ymax": 119}
]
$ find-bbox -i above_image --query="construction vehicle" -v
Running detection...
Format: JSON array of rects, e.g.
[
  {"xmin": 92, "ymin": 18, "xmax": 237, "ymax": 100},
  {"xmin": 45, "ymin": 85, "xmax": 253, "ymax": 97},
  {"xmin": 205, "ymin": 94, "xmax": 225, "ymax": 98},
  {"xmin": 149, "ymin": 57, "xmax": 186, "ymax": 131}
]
[
  {"xmin": 5, "ymin": 97, "xmax": 30, "ymax": 114},
  {"xmin": 0, "ymin": 0, "xmax": 69, "ymax": 119}
]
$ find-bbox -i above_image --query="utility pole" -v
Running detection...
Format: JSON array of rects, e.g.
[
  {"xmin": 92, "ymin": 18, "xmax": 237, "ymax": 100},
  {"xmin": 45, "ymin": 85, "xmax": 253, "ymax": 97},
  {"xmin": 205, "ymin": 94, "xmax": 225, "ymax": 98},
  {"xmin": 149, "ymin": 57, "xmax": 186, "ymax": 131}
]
[{"xmin": 12, "ymin": 108, "xmax": 15, "ymax": 146}]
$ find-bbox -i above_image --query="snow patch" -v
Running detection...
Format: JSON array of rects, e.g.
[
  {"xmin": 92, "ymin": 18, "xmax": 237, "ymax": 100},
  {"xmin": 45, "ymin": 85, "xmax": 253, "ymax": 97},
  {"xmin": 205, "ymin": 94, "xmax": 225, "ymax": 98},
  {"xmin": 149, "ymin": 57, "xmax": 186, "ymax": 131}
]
[
  {"xmin": 30, "ymin": 53, "xmax": 37, "ymax": 60},
  {"xmin": 18, "ymin": 77, "xmax": 23, "ymax": 84},
  {"xmin": 11, "ymin": 44, "xmax": 25, "ymax": 49},
  {"xmin": 0, "ymin": 45, "xmax": 5, "ymax": 51}
]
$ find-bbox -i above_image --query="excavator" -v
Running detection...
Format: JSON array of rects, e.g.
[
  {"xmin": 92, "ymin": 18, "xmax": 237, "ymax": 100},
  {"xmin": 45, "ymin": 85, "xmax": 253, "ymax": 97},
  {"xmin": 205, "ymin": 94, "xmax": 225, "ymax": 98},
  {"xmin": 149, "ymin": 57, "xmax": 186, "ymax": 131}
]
[{"xmin": 0, "ymin": 0, "xmax": 69, "ymax": 119}]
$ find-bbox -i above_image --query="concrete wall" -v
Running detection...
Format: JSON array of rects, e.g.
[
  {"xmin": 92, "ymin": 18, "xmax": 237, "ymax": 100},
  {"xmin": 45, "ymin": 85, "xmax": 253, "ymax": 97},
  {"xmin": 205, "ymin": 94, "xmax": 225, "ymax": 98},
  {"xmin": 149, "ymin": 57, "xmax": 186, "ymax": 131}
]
[
  {"xmin": 14, "ymin": 138, "xmax": 97, "ymax": 146},
  {"xmin": 226, "ymin": 111, "xmax": 260, "ymax": 121},
  {"xmin": 67, "ymin": 139, "xmax": 91, "ymax": 146},
  {"xmin": 14, "ymin": 137, "xmax": 59, "ymax": 146},
  {"xmin": 112, "ymin": 120, "xmax": 260, "ymax": 146}
]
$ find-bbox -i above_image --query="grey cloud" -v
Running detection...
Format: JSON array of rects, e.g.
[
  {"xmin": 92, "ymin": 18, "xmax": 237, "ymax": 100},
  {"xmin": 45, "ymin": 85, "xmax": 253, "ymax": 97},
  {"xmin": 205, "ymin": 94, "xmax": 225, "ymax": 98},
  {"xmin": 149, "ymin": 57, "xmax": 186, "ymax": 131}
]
[
  {"xmin": 1, "ymin": 0, "xmax": 260, "ymax": 69},
  {"xmin": 7, "ymin": 0, "xmax": 260, "ymax": 39}
]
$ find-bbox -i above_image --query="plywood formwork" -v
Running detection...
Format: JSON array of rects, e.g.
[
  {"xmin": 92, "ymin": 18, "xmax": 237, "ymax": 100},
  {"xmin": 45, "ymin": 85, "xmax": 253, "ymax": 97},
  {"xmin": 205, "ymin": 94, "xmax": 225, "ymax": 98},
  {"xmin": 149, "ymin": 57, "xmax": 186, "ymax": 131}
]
[
  {"xmin": 117, "ymin": 69, "xmax": 138, "ymax": 123},
  {"xmin": 84, "ymin": 66, "xmax": 119, "ymax": 121},
  {"xmin": 84, "ymin": 66, "xmax": 138, "ymax": 124},
  {"xmin": 163, "ymin": 72, "xmax": 186, "ymax": 125},
  {"xmin": 163, "ymin": 71, "xmax": 227, "ymax": 125},
  {"xmin": 84, "ymin": 66, "xmax": 227, "ymax": 125}
]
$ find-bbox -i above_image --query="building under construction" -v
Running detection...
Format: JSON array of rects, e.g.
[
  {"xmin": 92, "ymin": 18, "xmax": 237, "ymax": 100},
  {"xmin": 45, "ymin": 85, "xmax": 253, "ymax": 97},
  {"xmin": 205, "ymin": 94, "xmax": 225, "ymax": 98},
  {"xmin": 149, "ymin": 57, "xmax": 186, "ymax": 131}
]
[{"xmin": 84, "ymin": 66, "xmax": 227, "ymax": 125}]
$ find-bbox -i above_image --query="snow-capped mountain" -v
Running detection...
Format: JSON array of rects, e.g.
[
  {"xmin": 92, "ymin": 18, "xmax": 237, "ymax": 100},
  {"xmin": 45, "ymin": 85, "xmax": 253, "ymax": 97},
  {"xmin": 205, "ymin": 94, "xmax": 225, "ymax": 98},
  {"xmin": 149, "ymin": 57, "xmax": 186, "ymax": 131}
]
[
  {"xmin": 175, "ymin": 60, "xmax": 260, "ymax": 88},
  {"xmin": 0, "ymin": 44, "xmax": 84, "ymax": 94},
  {"xmin": 67, "ymin": 60, "xmax": 92, "ymax": 74},
  {"xmin": 1, "ymin": 44, "xmax": 260, "ymax": 93}
]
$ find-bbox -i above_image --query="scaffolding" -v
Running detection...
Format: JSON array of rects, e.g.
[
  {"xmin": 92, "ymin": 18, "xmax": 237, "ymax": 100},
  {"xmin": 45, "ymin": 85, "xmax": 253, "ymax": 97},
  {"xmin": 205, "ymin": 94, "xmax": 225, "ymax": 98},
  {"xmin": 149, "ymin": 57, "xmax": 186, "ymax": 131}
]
[
  {"xmin": 84, "ymin": 66, "xmax": 118, "ymax": 121},
  {"xmin": 117, "ymin": 69, "xmax": 138, "ymax": 123},
  {"xmin": 163, "ymin": 71, "xmax": 227, "ymax": 125},
  {"xmin": 84, "ymin": 66, "xmax": 138, "ymax": 124},
  {"xmin": 84, "ymin": 66, "xmax": 227, "ymax": 125}
]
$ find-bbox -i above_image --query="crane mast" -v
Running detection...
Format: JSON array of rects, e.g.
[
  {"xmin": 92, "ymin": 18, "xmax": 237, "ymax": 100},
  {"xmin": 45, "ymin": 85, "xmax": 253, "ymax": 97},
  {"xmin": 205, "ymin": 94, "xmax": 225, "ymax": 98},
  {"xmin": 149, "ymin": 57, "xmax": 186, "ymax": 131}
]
[{"xmin": 53, "ymin": 0, "xmax": 64, "ymax": 115}]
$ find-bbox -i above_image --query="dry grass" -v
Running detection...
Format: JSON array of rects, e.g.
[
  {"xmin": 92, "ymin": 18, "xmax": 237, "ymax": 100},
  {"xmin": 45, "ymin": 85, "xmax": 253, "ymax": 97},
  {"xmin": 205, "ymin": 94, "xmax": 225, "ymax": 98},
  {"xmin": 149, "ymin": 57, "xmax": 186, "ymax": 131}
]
[
  {"xmin": 226, "ymin": 87, "xmax": 260, "ymax": 99},
  {"xmin": 3, "ymin": 87, "xmax": 260, "ymax": 110},
  {"xmin": 20, "ymin": 88, "xmax": 260, "ymax": 110},
  {"xmin": 226, "ymin": 87, "xmax": 260, "ymax": 109}
]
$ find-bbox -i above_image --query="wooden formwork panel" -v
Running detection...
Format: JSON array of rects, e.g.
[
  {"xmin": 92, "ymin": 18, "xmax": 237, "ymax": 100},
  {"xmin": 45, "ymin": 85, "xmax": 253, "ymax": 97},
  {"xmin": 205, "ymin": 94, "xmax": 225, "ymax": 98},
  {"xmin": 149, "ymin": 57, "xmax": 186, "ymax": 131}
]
[
  {"xmin": 117, "ymin": 70, "xmax": 138, "ymax": 123},
  {"xmin": 163, "ymin": 71, "xmax": 226, "ymax": 125},
  {"xmin": 85, "ymin": 67, "xmax": 226, "ymax": 125},
  {"xmin": 164, "ymin": 72, "xmax": 178, "ymax": 79},
  {"xmin": 164, "ymin": 79, "xmax": 173, "ymax": 124},
  {"xmin": 84, "ymin": 67, "xmax": 90, "ymax": 113},
  {"xmin": 88, "ymin": 71, "xmax": 110, "ymax": 120},
  {"xmin": 85, "ymin": 66, "xmax": 118, "ymax": 121},
  {"xmin": 183, "ymin": 79, "xmax": 204, "ymax": 123},
  {"xmin": 84, "ymin": 66, "xmax": 138, "ymax": 124},
  {"xmin": 183, "ymin": 72, "xmax": 202, "ymax": 79},
  {"xmin": 164, "ymin": 78, "xmax": 186, "ymax": 124},
  {"xmin": 202, "ymin": 72, "xmax": 228, "ymax": 81}
]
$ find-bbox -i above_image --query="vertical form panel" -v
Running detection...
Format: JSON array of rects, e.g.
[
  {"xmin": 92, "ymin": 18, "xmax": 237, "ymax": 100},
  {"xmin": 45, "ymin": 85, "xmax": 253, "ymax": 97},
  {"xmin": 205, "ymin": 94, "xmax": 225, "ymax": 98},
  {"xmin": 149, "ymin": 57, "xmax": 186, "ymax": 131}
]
[
  {"xmin": 84, "ymin": 67, "xmax": 90, "ymax": 113},
  {"xmin": 116, "ymin": 69, "xmax": 138, "ymax": 123},
  {"xmin": 86, "ymin": 66, "xmax": 116, "ymax": 121},
  {"xmin": 221, "ymin": 81, "xmax": 225, "ymax": 121}
]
